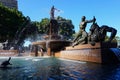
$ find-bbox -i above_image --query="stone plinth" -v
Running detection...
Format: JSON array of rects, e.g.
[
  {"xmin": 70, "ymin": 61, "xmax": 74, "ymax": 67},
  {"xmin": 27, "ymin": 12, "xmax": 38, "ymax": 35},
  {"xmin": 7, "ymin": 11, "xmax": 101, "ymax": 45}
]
[
  {"xmin": 0, "ymin": 50, "xmax": 18, "ymax": 56},
  {"xmin": 61, "ymin": 48, "xmax": 101, "ymax": 63},
  {"xmin": 56, "ymin": 42, "xmax": 119, "ymax": 64}
]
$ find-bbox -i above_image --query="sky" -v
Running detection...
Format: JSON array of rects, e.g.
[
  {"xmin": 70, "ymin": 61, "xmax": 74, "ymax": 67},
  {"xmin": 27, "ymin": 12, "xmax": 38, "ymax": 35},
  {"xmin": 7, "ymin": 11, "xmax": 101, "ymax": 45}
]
[{"xmin": 18, "ymin": 0, "xmax": 120, "ymax": 37}]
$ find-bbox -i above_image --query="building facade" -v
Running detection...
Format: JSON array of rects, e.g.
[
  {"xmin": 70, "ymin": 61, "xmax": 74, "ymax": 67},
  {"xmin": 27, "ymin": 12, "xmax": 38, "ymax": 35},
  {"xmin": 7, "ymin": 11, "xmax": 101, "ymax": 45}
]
[{"xmin": 0, "ymin": 0, "xmax": 18, "ymax": 9}]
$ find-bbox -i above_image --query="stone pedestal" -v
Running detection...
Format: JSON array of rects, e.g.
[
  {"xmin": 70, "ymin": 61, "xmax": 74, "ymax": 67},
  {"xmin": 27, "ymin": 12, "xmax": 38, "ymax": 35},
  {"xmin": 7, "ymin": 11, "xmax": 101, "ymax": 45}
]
[
  {"xmin": 58, "ymin": 42, "xmax": 119, "ymax": 64},
  {"xmin": 47, "ymin": 48, "xmax": 51, "ymax": 56},
  {"xmin": 0, "ymin": 50, "xmax": 18, "ymax": 56}
]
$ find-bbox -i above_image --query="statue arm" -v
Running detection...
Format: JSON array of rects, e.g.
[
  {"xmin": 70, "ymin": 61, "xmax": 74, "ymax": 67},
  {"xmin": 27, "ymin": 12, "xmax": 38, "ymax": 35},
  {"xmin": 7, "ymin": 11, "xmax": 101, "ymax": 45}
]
[
  {"xmin": 85, "ymin": 19, "xmax": 94, "ymax": 23},
  {"xmin": 85, "ymin": 17, "xmax": 96, "ymax": 23}
]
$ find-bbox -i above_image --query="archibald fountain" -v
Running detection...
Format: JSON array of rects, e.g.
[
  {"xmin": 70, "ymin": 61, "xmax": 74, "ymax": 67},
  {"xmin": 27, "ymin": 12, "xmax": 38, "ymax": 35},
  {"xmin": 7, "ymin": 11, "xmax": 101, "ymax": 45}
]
[
  {"xmin": 31, "ymin": 6, "xmax": 120, "ymax": 64},
  {"xmin": 31, "ymin": 6, "xmax": 71, "ymax": 56},
  {"xmin": 1, "ymin": 5, "xmax": 120, "ymax": 80}
]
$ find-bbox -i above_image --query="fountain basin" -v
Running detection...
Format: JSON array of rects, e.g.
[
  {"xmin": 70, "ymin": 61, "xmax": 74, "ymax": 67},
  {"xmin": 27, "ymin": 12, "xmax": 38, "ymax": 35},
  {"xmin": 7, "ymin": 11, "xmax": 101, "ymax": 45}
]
[
  {"xmin": 32, "ymin": 40, "xmax": 71, "ymax": 56},
  {"xmin": 0, "ymin": 57, "xmax": 120, "ymax": 80}
]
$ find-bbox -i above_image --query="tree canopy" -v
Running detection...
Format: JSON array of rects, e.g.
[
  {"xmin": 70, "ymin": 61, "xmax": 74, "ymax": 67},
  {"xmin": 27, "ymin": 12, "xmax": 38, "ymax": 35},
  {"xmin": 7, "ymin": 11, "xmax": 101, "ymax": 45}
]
[
  {"xmin": 0, "ymin": 3, "xmax": 26, "ymax": 42},
  {"xmin": 34, "ymin": 16, "xmax": 75, "ymax": 40},
  {"xmin": 57, "ymin": 16, "xmax": 75, "ymax": 40}
]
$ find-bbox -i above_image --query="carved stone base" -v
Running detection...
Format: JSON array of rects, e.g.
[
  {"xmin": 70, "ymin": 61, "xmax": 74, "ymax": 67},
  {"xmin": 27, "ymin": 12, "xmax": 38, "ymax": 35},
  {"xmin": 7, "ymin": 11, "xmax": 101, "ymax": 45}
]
[
  {"xmin": 0, "ymin": 50, "xmax": 18, "ymax": 56},
  {"xmin": 55, "ymin": 42, "xmax": 119, "ymax": 64},
  {"xmin": 61, "ymin": 48, "xmax": 102, "ymax": 63}
]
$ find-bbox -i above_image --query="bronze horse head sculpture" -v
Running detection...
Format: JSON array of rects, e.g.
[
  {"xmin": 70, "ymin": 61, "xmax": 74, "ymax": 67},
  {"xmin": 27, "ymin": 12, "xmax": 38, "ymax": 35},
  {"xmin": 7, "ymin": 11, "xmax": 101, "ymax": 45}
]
[{"xmin": 89, "ymin": 22, "xmax": 117, "ymax": 43}]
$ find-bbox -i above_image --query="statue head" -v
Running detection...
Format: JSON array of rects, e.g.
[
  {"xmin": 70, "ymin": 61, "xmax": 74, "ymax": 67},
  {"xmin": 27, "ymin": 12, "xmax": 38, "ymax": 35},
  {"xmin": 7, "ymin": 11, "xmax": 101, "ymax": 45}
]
[
  {"xmin": 52, "ymin": 5, "xmax": 54, "ymax": 9},
  {"xmin": 81, "ymin": 16, "xmax": 86, "ymax": 21},
  {"xmin": 90, "ymin": 22, "xmax": 100, "ymax": 32}
]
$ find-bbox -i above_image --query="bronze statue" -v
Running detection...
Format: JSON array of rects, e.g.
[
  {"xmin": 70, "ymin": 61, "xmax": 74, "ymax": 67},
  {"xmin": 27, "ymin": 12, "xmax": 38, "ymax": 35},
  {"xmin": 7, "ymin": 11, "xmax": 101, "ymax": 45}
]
[
  {"xmin": 89, "ymin": 22, "xmax": 117, "ymax": 45},
  {"xmin": 49, "ymin": 19, "xmax": 59, "ymax": 35},
  {"xmin": 72, "ymin": 16, "xmax": 96, "ymax": 47},
  {"xmin": 49, "ymin": 6, "xmax": 60, "ymax": 34},
  {"xmin": 88, "ymin": 23, "xmax": 101, "ymax": 42},
  {"xmin": 44, "ymin": 6, "xmax": 60, "ymax": 40},
  {"xmin": 72, "ymin": 30, "xmax": 88, "ymax": 46},
  {"xmin": 1, "ymin": 57, "xmax": 12, "ymax": 67},
  {"xmin": 50, "ymin": 6, "xmax": 60, "ymax": 20},
  {"xmin": 100, "ymin": 25, "xmax": 117, "ymax": 42}
]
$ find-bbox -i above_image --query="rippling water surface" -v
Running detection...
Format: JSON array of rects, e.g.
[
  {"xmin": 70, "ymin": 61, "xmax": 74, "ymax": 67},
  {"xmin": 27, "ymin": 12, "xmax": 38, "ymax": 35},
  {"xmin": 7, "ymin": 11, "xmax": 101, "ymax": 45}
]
[{"xmin": 0, "ymin": 57, "xmax": 120, "ymax": 80}]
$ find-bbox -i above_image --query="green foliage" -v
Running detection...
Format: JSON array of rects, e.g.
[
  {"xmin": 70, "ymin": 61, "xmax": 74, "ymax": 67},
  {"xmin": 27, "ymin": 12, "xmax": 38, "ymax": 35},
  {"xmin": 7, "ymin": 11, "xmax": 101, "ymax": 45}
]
[
  {"xmin": 13, "ymin": 16, "xmax": 38, "ymax": 46},
  {"xmin": 115, "ymin": 36, "xmax": 120, "ymax": 46},
  {"xmin": 0, "ymin": 4, "xmax": 26, "ymax": 42},
  {"xmin": 57, "ymin": 16, "xmax": 75, "ymax": 40},
  {"xmin": 115, "ymin": 36, "xmax": 120, "ymax": 42},
  {"xmin": 0, "ymin": 3, "xmax": 75, "ymax": 44},
  {"xmin": 34, "ymin": 18, "xmax": 50, "ymax": 34},
  {"xmin": 105, "ymin": 35, "xmax": 120, "ymax": 43},
  {"xmin": 33, "ymin": 17, "xmax": 75, "ymax": 40}
]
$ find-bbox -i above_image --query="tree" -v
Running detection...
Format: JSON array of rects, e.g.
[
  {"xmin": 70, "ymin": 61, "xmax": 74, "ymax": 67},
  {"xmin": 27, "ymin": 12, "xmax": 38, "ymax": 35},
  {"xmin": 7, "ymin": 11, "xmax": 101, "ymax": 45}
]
[
  {"xmin": 115, "ymin": 36, "xmax": 120, "ymax": 47},
  {"xmin": 34, "ymin": 17, "xmax": 75, "ymax": 40},
  {"xmin": 14, "ymin": 17, "xmax": 38, "ymax": 46},
  {"xmin": 57, "ymin": 16, "xmax": 75, "ymax": 40},
  {"xmin": 0, "ymin": 4, "xmax": 39, "ymax": 49},
  {"xmin": 0, "ymin": 3, "xmax": 26, "ymax": 42},
  {"xmin": 34, "ymin": 18, "xmax": 50, "ymax": 34}
]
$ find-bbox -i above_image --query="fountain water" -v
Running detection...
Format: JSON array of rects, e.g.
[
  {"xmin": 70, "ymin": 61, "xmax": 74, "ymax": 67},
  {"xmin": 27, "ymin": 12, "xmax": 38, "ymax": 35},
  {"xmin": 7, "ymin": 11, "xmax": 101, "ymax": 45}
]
[{"xmin": 110, "ymin": 48, "xmax": 120, "ymax": 61}]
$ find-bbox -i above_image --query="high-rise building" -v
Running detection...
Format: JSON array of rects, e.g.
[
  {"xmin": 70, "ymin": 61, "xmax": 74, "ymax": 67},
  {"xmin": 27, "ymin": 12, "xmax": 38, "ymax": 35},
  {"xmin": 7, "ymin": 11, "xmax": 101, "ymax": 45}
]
[{"xmin": 0, "ymin": 0, "xmax": 18, "ymax": 9}]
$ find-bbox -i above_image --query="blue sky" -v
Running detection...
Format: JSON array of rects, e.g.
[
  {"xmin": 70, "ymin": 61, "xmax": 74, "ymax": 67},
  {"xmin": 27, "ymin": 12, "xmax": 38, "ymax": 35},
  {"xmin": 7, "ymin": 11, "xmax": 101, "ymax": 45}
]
[{"xmin": 18, "ymin": 0, "xmax": 120, "ymax": 36}]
